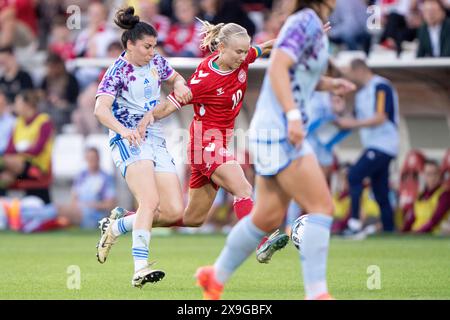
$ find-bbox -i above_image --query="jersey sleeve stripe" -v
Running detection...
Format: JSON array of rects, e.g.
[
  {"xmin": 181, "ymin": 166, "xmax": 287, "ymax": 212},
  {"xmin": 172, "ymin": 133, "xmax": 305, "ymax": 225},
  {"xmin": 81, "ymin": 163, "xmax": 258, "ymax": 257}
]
[
  {"xmin": 167, "ymin": 93, "xmax": 182, "ymax": 109},
  {"xmin": 376, "ymin": 90, "xmax": 386, "ymax": 114},
  {"xmin": 254, "ymin": 46, "xmax": 262, "ymax": 57}
]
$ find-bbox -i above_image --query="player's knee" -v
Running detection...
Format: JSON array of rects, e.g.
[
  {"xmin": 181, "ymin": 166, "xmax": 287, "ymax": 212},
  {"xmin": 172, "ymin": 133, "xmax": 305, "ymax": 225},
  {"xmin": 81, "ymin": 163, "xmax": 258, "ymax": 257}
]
[
  {"xmin": 253, "ymin": 210, "xmax": 284, "ymax": 232},
  {"xmin": 165, "ymin": 203, "xmax": 184, "ymax": 223},
  {"xmin": 183, "ymin": 214, "xmax": 206, "ymax": 227}
]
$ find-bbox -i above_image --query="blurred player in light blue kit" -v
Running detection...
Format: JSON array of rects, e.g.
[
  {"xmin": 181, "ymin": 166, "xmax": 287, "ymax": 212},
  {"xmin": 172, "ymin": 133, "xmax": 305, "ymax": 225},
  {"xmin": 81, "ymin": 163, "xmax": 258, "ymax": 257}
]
[
  {"xmin": 285, "ymin": 91, "xmax": 349, "ymax": 234},
  {"xmin": 195, "ymin": 0, "xmax": 356, "ymax": 300}
]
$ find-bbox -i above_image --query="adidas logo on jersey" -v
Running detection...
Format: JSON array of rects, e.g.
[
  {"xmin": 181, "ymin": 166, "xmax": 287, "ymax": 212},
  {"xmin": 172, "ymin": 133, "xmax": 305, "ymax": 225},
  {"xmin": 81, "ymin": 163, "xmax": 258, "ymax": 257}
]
[
  {"xmin": 216, "ymin": 88, "xmax": 225, "ymax": 96},
  {"xmin": 144, "ymin": 79, "xmax": 150, "ymax": 84}
]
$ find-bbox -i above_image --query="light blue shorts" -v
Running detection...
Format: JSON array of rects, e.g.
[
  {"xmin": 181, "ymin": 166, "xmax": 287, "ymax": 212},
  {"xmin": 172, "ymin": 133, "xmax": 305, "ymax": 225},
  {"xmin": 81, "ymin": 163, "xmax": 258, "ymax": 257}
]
[
  {"xmin": 249, "ymin": 138, "xmax": 314, "ymax": 176},
  {"xmin": 109, "ymin": 134, "xmax": 176, "ymax": 177}
]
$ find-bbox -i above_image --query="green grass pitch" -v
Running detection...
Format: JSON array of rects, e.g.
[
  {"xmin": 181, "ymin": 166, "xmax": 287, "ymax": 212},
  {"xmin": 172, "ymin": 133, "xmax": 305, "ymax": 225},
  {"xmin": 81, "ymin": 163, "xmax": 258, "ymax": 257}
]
[{"xmin": 0, "ymin": 230, "xmax": 449, "ymax": 300}]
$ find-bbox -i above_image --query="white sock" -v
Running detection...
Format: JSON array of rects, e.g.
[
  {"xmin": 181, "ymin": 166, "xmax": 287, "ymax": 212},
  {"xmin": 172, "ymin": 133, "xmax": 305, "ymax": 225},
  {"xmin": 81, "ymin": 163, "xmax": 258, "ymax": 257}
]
[
  {"xmin": 112, "ymin": 215, "xmax": 135, "ymax": 236},
  {"xmin": 132, "ymin": 229, "xmax": 151, "ymax": 272}
]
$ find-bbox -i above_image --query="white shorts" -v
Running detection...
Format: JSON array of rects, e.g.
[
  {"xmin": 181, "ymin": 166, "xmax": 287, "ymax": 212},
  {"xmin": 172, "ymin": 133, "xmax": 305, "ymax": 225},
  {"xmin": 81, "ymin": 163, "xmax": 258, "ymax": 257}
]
[
  {"xmin": 249, "ymin": 138, "xmax": 314, "ymax": 176},
  {"xmin": 109, "ymin": 134, "xmax": 176, "ymax": 177}
]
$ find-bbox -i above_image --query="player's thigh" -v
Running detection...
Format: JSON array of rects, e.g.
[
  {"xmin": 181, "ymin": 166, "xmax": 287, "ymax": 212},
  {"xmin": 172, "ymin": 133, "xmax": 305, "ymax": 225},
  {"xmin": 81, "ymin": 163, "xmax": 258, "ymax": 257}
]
[
  {"xmin": 276, "ymin": 154, "xmax": 334, "ymax": 215},
  {"xmin": 155, "ymin": 172, "xmax": 184, "ymax": 218},
  {"xmin": 252, "ymin": 175, "xmax": 291, "ymax": 232},
  {"xmin": 211, "ymin": 161, "xmax": 252, "ymax": 196},
  {"xmin": 125, "ymin": 160, "xmax": 160, "ymax": 208},
  {"xmin": 184, "ymin": 184, "xmax": 218, "ymax": 226}
]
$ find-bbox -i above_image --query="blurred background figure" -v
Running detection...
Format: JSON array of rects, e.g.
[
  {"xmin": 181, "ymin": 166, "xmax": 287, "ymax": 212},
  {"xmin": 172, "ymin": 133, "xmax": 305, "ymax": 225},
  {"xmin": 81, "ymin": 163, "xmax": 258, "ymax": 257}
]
[
  {"xmin": 402, "ymin": 159, "xmax": 450, "ymax": 233},
  {"xmin": 163, "ymin": 0, "xmax": 203, "ymax": 57},
  {"xmin": 135, "ymin": 0, "xmax": 171, "ymax": 49},
  {"xmin": 47, "ymin": 15, "xmax": 76, "ymax": 62},
  {"xmin": 337, "ymin": 58, "xmax": 399, "ymax": 234},
  {"xmin": 73, "ymin": 2, "xmax": 117, "ymax": 88},
  {"xmin": 253, "ymin": 10, "xmax": 285, "ymax": 46},
  {"xmin": 377, "ymin": 0, "xmax": 422, "ymax": 56},
  {"xmin": 0, "ymin": 147, "xmax": 116, "ymax": 232},
  {"xmin": 0, "ymin": 46, "xmax": 34, "ymax": 103},
  {"xmin": 0, "ymin": 0, "xmax": 37, "ymax": 48},
  {"xmin": 0, "ymin": 90, "xmax": 15, "ymax": 158},
  {"xmin": 66, "ymin": 146, "xmax": 117, "ymax": 229},
  {"xmin": 199, "ymin": 0, "xmax": 256, "ymax": 37},
  {"xmin": 35, "ymin": 0, "xmax": 66, "ymax": 51},
  {"xmin": 329, "ymin": 0, "xmax": 372, "ymax": 54},
  {"xmin": 0, "ymin": 90, "xmax": 54, "ymax": 202},
  {"xmin": 39, "ymin": 53, "xmax": 79, "ymax": 133},
  {"xmin": 71, "ymin": 42, "xmax": 122, "ymax": 136},
  {"xmin": 417, "ymin": 0, "xmax": 450, "ymax": 57}
]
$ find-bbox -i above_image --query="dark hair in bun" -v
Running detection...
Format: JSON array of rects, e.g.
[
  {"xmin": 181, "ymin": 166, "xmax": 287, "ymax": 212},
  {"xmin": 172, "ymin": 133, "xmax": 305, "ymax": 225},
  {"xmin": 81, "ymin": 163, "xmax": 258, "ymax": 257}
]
[{"xmin": 114, "ymin": 6, "xmax": 157, "ymax": 49}]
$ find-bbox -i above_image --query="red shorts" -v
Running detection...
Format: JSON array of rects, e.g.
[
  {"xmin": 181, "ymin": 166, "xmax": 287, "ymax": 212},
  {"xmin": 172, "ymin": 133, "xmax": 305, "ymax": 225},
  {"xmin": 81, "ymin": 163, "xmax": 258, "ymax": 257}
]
[{"xmin": 189, "ymin": 141, "xmax": 235, "ymax": 189}]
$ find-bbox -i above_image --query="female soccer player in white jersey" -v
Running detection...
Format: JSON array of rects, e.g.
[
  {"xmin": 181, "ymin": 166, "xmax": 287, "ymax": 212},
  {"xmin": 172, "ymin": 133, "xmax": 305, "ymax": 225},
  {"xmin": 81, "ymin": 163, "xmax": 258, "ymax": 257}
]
[
  {"xmin": 195, "ymin": 0, "xmax": 356, "ymax": 300},
  {"xmin": 94, "ymin": 7, "xmax": 192, "ymax": 288}
]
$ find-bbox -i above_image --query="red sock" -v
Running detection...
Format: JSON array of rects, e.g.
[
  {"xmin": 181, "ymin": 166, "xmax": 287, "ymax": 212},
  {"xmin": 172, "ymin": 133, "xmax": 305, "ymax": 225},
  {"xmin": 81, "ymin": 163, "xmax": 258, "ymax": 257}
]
[
  {"xmin": 169, "ymin": 217, "xmax": 184, "ymax": 227},
  {"xmin": 233, "ymin": 197, "xmax": 253, "ymax": 220}
]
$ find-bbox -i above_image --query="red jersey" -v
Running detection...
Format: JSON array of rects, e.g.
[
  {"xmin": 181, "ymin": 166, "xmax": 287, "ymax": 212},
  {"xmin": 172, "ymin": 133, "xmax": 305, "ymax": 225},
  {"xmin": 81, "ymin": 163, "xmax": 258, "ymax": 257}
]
[{"xmin": 168, "ymin": 46, "xmax": 261, "ymax": 149}]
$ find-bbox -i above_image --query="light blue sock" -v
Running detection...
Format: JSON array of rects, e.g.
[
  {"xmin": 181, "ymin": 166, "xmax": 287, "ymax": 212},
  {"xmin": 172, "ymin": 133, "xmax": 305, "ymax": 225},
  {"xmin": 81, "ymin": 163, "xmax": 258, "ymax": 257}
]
[
  {"xmin": 112, "ymin": 215, "xmax": 134, "ymax": 236},
  {"xmin": 299, "ymin": 213, "xmax": 333, "ymax": 299},
  {"xmin": 286, "ymin": 201, "xmax": 302, "ymax": 227},
  {"xmin": 214, "ymin": 215, "xmax": 266, "ymax": 284},
  {"xmin": 132, "ymin": 229, "xmax": 151, "ymax": 272}
]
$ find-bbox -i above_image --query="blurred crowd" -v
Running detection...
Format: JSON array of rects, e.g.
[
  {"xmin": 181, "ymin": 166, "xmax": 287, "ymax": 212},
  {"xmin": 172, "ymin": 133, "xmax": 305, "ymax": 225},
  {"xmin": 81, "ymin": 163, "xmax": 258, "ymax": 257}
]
[{"xmin": 0, "ymin": 0, "xmax": 449, "ymax": 234}]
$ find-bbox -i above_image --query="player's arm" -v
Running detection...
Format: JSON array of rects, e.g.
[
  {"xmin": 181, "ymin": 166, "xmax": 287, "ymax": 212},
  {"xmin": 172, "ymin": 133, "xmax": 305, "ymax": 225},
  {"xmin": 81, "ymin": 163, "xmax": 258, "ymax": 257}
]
[
  {"xmin": 268, "ymin": 48, "xmax": 304, "ymax": 146},
  {"xmin": 164, "ymin": 71, "xmax": 192, "ymax": 105},
  {"xmin": 94, "ymin": 95, "xmax": 142, "ymax": 146},
  {"xmin": 335, "ymin": 84, "xmax": 390, "ymax": 129},
  {"xmin": 136, "ymin": 99, "xmax": 179, "ymax": 138},
  {"xmin": 258, "ymin": 39, "xmax": 275, "ymax": 56},
  {"xmin": 316, "ymin": 76, "xmax": 356, "ymax": 96}
]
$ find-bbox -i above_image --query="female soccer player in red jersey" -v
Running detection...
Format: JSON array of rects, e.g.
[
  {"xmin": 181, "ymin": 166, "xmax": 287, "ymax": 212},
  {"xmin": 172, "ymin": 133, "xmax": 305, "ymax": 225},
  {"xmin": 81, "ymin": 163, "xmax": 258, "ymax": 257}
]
[{"xmin": 100, "ymin": 19, "xmax": 286, "ymax": 263}]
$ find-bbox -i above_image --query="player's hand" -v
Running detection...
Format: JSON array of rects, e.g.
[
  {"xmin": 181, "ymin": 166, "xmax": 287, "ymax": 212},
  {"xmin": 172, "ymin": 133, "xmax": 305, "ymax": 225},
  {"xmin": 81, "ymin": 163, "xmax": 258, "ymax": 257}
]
[
  {"xmin": 137, "ymin": 111, "xmax": 154, "ymax": 140},
  {"xmin": 120, "ymin": 128, "xmax": 142, "ymax": 147},
  {"xmin": 323, "ymin": 21, "xmax": 332, "ymax": 34},
  {"xmin": 331, "ymin": 78, "xmax": 356, "ymax": 96},
  {"xmin": 287, "ymin": 119, "xmax": 305, "ymax": 148},
  {"xmin": 174, "ymin": 82, "xmax": 192, "ymax": 105}
]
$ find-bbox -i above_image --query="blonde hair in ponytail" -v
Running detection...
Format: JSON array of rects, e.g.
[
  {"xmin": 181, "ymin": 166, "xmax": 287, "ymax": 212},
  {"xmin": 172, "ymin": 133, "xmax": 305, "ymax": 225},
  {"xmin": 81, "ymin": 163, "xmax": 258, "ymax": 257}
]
[{"xmin": 197, "ymin": 18, "xmax": 249, "ymax": 53}]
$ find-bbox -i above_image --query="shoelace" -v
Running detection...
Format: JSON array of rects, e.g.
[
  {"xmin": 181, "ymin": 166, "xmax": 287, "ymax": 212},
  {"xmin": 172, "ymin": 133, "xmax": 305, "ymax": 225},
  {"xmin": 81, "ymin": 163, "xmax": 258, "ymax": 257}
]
[{"xmin": 268, "ymin": 229, "xmax": 280, "ymax": 240}]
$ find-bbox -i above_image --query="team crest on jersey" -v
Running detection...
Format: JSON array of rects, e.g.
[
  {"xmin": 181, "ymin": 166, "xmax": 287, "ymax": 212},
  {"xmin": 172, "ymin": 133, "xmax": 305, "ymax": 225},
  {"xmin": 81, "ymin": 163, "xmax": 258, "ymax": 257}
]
[
  {"xmin": 199, "ymin": 104, "xmax": 206, "ymax": 116},
  {"xmin": 238, "ymin": 69, "xmax": 246, "ymax": 83},
  {"xmin": 129, "ymin": 145, "xmax": 141, "ymax": 156}
]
